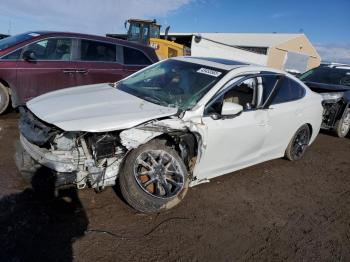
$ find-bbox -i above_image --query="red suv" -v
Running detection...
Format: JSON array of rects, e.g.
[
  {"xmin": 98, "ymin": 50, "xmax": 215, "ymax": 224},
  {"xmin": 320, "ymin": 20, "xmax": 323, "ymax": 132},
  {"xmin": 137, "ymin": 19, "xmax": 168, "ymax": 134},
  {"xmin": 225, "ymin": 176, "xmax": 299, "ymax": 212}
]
[{"xmin": 0, "ymin": 31, "xmax": 159, "ymax": 114}]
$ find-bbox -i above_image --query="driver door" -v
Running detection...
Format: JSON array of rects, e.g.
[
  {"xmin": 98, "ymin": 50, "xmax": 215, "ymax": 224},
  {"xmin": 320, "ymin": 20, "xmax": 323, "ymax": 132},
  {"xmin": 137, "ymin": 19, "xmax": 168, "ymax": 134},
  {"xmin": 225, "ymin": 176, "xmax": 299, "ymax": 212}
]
[
  {"xmin": 16, "ymin": 37, "xmax": 76, "ymax": 103},
  {"xmin": 193, "ymin": 76, "xmax": 269, "ymax": 180}
]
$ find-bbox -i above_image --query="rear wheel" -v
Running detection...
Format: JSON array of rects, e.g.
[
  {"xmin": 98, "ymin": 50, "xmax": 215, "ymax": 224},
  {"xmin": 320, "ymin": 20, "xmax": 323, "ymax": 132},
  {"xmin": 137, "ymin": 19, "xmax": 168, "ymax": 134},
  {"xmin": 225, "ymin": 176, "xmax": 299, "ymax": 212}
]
[
  {"xmin": 119, "ymin": 140, "xmax": 189, "ymax": 213},
  {"xmin": 334, "ymin": 108, "xmax": 350, "ymax": 138},
  {"xmin": 285, "ymin": 125, "xmax": 311, "ymax": 161},
  {"xmin": 0, "ymin": 83, "xmax": 10, "ymax": 115}
]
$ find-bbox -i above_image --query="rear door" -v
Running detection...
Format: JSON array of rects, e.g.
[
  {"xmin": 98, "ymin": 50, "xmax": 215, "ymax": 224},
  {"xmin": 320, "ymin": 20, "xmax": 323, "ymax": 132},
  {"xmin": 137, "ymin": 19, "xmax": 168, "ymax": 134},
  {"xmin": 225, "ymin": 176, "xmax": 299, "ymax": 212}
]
[
  {"xmin": 75, "ymin": 39, "xmax": 128, "ymax": 86},
  {"xmin": 16, "ymin": 37, "xmax": 76, "ymax": 103},
  {"xmin": 261, "ymin": 75, "xmax": 307, "ymax": 157}
]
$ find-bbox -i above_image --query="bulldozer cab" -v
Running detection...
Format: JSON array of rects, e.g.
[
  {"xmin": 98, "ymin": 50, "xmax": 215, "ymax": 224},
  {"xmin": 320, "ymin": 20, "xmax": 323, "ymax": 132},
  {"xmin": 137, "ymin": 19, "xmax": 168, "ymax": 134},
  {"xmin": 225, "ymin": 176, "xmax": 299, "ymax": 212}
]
[
  {"xmin": 125, "ymin": 18, "xmax": 187, "ymax": 60},
  {"xmin": 126, "ymin": 19, "xmax": 160, "ymax": 44}
]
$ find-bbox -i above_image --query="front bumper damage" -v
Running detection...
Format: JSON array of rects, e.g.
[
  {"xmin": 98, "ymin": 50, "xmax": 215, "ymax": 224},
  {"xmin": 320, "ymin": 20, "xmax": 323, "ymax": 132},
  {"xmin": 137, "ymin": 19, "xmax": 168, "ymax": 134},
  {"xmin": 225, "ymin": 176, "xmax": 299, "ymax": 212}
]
[
  {"xmin": 15, "ymin": 139, "xmax": 41, "ymax": 177},
  {"xmin": 19, "ymin": 134, "xmax": 78, "ymax": 173},
  {"xmin": 16, "ymin": 108, "xmax": 125, "ymax": 189},
  {"xmin": 15, "ymin": 139, "xmax": 77, "ymax": 186},
  {"xmin": 16, "ymin": 133, "xmax": 124, "ymax": 189},
  {"xmin": 16, "ymin": 107, "xmax": 203, "ymax": 190}
]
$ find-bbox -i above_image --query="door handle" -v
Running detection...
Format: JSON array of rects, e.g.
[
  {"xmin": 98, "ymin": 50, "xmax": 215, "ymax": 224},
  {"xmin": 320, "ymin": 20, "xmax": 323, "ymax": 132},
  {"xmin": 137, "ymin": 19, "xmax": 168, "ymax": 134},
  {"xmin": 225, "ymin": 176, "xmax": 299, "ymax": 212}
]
[
  {"xmin": 63, "ymin": 69, "xmax": 75, "ymax": 74},
  {"xmin": 257, "ymin": 121, "xmax": 267, "ymax": 126},
  {"xmin": 76, "ymin": 69, "xmax": 88, "ymax": 75}
]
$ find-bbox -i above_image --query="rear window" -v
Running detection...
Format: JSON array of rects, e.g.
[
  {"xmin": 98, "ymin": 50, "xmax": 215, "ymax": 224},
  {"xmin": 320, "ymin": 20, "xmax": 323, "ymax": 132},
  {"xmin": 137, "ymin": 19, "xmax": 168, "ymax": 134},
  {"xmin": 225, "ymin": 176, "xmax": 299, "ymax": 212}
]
[{"xmin": 123, "ymin": 46, "xmax": 152, "ymax": 65}]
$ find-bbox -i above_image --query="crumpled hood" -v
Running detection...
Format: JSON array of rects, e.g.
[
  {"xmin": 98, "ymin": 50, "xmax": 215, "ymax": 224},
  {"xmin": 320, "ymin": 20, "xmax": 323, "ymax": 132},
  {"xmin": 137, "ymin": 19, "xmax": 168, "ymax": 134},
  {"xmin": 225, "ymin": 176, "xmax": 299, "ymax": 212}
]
[{"xmin": 27, "ymin": 83, "xmax": 178, "ymax": 132}]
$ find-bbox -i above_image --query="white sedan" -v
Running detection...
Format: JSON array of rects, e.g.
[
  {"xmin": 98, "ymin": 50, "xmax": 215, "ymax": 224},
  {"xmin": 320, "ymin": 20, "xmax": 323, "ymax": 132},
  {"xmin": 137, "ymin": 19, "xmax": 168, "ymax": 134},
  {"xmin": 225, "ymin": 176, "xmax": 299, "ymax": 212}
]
[{"xmin": 16, "ymin": 57, "xmax": 323, "ymax": 213}]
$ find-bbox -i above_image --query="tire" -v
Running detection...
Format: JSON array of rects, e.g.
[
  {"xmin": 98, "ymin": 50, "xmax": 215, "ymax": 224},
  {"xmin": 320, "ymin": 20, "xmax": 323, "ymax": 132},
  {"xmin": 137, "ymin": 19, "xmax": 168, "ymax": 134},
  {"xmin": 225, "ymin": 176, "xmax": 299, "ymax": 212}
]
[
  {"xmin": 285, "ymin": 124, "xmax": 311, "ymax": 161},
  {"xmin": 334, "ymin": 109, "xmax": 350, "ymax": 138},
  {"xmin": 119, "ymin": 139, "xmax": 189, "ymax": 213},
  {"xmin": 0, "ymin": 83, "xmax": 10, "ymax": 115}
]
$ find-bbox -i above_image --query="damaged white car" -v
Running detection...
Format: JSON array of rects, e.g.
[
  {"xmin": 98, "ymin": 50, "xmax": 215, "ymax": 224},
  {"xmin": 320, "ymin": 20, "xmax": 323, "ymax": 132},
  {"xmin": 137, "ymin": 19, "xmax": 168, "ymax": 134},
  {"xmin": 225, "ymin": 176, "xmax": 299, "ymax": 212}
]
[{"xmin": 15, "ymin": 57, "xmax": 323, "ymax": 213}]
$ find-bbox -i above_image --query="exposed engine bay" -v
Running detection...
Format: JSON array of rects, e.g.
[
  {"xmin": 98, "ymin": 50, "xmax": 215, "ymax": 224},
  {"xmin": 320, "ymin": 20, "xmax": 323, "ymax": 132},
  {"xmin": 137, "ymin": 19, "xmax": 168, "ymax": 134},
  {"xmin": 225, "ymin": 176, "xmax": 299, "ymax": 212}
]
[{"xmin": 17, "ymin": 107, "xmax": 199, "ymax": 191}]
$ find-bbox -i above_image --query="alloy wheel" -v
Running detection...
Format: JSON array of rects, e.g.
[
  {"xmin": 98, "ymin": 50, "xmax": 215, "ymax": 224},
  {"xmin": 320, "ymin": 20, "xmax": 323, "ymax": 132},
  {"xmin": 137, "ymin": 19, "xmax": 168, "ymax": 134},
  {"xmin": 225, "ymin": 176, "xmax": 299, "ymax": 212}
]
[
  {"xmin": 133, "ymin": 150, "xmax": 185, "ymax": 199},
  {"xmin": 291, "ymin": 127, "xmax": 310, "ymax": 159}
]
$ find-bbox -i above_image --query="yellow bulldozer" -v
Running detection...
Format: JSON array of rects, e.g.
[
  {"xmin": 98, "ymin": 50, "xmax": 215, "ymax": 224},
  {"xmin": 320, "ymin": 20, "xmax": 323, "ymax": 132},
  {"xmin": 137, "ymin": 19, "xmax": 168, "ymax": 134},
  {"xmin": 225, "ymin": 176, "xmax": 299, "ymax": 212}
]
[{"xmin": 124, "ymin": 19, "xmax": 188, "ymax": 60}]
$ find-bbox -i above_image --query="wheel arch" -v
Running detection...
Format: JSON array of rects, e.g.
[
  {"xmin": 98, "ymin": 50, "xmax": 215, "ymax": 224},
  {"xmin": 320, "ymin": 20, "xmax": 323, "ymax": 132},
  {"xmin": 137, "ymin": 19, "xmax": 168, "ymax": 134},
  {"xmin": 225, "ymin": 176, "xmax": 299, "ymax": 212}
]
[
  {"xmin": 152, "ymin": 131, "xmax": 201, "ymax": 173},
  {"xmin": 0, "ymin": 78, "xmax": 18, "ymax": 108},
  {"xmin": 306, "ymin": 123, "xmax": 313, "ymax": 140},
  {"xmin": 0, "ymin": 78, "xmax": 12, "ymax": 113},
  {"xmin": 119, "ymin": 122, "xmax": 203, "ymax": 174},
  {"xmin": 0, "ymin": 78, "xmax": 10, "ymax": 88}
]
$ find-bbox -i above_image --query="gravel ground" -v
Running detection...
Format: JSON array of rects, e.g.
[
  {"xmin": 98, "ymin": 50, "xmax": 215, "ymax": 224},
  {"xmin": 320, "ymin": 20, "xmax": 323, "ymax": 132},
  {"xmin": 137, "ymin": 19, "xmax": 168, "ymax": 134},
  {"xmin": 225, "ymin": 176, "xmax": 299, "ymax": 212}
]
[{"xmin": 0, "ymin": 111, "xmax": 349, "ymax": 262}]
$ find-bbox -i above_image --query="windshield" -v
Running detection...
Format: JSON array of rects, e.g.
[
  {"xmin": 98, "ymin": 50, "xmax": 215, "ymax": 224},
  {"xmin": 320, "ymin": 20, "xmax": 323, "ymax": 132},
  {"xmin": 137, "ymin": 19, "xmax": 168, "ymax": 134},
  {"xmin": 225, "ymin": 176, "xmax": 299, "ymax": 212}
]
[
  {"xmin": 118, "ymin": 59, "xmax": 227, "ymax": 110},
  {"xmin": 0, "ymin": 32, "xmax": 39, "ymax": 51},
  {"xmin": 150, "ymin": 25, "xmax": 160, "ymax": 38},
  {"xmin": 128, "ymin": 23, "xmax": 142, "ymax": 42},
  {"xmin": 300, "ymin": 67, "xmax": 350, "ymax": 87}
]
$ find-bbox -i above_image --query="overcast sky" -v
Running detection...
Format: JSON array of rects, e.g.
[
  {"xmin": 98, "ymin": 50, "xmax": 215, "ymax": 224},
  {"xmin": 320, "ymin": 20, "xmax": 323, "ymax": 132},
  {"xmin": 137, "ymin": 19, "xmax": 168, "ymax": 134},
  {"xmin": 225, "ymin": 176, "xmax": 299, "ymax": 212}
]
[{"xmin": 1, "ymin": 0, "xmax": 349, "ymax": 63}]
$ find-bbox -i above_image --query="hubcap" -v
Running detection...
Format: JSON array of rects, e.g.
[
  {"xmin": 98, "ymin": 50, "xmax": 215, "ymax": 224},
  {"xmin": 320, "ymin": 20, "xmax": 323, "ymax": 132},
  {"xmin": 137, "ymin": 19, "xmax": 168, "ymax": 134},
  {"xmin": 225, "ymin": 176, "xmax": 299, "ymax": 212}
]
[
  {"xmin": 292, "ymin": 128, "xmax": 310, "ymax": 159},
  {"xmin": 134, "ymin": 150, "xmax": 185, "ymax": 199}
]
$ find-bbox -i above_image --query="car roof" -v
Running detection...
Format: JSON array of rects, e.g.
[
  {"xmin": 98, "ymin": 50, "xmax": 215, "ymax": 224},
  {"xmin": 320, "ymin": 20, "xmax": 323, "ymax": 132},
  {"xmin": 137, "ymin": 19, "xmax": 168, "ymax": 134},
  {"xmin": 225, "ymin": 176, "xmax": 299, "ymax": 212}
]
[
  {"xmin": 23, "ymin": 31, "xmax": 153, "ymax": 52},
  {"xmin": 171, "ymin": 56, "xmax": 250, "ymax": 71}
]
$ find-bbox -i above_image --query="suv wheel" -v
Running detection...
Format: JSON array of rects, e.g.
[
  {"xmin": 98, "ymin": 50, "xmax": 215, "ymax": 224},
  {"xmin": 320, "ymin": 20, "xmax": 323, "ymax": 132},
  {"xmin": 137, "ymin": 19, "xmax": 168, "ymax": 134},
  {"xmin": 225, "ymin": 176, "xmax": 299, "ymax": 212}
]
[
  {"xmin": 0, "ymin": 83, "xmax": 10, "ymax": 114},
  {"xmin": 334, "ymin": 108, "xmax": 350, "ymax": 138},
  {"xmin": 119, "ymin": 140, "xmax": 189, "ymax": 213}
]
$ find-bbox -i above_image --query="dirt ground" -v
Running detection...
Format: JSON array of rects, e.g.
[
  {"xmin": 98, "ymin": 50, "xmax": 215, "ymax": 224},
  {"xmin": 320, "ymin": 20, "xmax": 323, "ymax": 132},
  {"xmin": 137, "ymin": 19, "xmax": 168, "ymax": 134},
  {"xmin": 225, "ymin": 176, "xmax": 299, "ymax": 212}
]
[{"xmin": 0, "ymin": 111, "xmax": 349, "ymax": 262}]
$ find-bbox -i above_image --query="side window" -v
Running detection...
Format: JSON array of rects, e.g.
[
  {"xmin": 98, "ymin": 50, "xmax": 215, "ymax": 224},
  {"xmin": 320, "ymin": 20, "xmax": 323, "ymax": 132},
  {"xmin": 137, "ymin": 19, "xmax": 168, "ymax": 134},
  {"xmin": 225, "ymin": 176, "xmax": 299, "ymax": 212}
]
[
  {"xmin": 272, "ymin": 77, "xmax": 305, "ymax": 104},
  {"xmin": 205, "ymin": 77, "xmax": 259, "ymax": 116},
  {"xmin": 123, "ymin": 46, "xmax": 152, "ymax": 65},
  {"xmin": 24, "ymin": 38, "xmax": 72, "ymax": 60},
  {"xmin": 80, "ymin": 40, "xmax": 122, "ymax": 63},
  {"xmin": 1, "ymin": 49, "xmax": 22, "ymax": 60},
  {"xmin": 261, "ymin": 75, "xmax": 279, "ymax": 104}
]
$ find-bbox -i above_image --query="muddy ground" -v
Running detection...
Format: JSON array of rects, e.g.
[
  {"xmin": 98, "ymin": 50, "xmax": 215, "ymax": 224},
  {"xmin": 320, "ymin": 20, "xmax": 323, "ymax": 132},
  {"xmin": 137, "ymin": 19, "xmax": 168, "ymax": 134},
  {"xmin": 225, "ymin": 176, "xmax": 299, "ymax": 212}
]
[{"xmin": 0, "ymin": 111, "xmax": 349, "ymax": 262}]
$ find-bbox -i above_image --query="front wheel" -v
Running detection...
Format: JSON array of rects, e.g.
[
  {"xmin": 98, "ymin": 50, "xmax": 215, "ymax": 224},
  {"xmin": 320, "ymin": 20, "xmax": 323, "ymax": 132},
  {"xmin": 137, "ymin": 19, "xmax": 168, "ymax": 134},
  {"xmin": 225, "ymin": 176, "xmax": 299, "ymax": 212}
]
[
  {"xmin": 334, "ymin": 108, "xmax": 350, "ymax": 138},
  {"xmin": 285, "ymin": 124, "xmax": 311, "ymax": 161},
  {"xmin": 0, "ymin": 83, "xmax": 10, "ymax": 115},
  {"xmin": 119, "ymin": 140, "xmax": 189, "ymax": 213}
]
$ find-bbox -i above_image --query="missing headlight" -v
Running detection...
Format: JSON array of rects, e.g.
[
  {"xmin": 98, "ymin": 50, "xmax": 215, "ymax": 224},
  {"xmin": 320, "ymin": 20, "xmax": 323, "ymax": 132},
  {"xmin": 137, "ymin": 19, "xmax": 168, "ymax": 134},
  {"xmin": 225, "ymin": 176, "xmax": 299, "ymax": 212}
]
[
  {"xmin": 18, "ymin": 107, "xmax": 58, "ymax": 147},
  {"xmin": 88, "ymin": 133, "xmax": 119, "ymax": 160}
]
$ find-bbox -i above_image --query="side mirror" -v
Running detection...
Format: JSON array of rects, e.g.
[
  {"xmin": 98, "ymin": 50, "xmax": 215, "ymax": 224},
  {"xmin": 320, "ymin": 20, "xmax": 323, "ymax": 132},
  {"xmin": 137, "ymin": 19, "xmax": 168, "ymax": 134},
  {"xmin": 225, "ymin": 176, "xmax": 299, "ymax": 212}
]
[
  {"xmin": 23, "ymin": 50, "xmax": 36, "ymax": 61},
  {"xmin": 221, "ymin": 101, "xmax": 243, "ymax": 116}
]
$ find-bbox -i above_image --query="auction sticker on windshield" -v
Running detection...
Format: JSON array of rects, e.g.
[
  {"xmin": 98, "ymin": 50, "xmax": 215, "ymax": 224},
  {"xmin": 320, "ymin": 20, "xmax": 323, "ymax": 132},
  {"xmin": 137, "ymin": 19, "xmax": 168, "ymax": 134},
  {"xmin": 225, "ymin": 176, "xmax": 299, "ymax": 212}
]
[{"xmin": 197, "ymin": 68, "xmax": 222, "ymax": 77}]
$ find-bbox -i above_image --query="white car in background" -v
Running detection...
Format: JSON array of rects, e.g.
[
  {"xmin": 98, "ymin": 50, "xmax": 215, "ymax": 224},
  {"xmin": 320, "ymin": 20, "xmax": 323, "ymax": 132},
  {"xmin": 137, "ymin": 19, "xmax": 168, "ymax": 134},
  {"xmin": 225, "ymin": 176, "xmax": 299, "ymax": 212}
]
[{"xmin": 16, "ymin": 57, "xmax": 323, "ymax": 213}]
